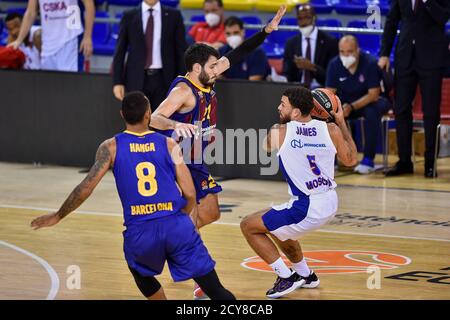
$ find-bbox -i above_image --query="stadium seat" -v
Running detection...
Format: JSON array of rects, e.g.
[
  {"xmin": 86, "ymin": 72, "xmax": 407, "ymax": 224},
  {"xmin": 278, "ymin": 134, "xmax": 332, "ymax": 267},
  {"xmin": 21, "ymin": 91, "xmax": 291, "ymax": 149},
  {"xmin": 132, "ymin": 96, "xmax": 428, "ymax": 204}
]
[
  {"xmin": 262, "ymin": 41, "xmax": 284, "ymax": 58},
  {"xmin": 223, "ymin": 0, "xmax": 256, "ymax": 11},
  {"xmin": 241, "ymin": 15, "xmax": 262, "ymax": 37},
  {"xmin": 266, "ymin": 17, "xmax": 298, "ymax": 47},
  {"xmin": 309, "ymin": 0, "xmax": 334, "ymax": 14},
  {"xmin": 268, "ymin": 58, "xmax": 283, "ymax": 75},
  {"xmin": 108, "ymin": 0, "xmax": 140, "ymax": 6},
  {"xmin": 190, "ymin": 15, "xmax": 205, "ymax": 23},
  {"xmin": 93, "ymin": 12, "xmax": 115, "ymax": 56},
  {"xmin": 6, "ymin": 7, "xmax": 26, "ymax": 15},
  {"xmin": 316, "ymin": 18, "xmax": 342, "ymax": 39},
  {"xmin": 180, "ymin": 0, "xmax": 204, "ymax": 9},
  {"xmin": 365, "ymin": 0, "xmax": 390, "ymax": 15},
  {"xmin": 255, "ymin": 0, "xmax": 307, "ymax": 13},
  {"xmin": 0, "ymin": 19, "xmax": 6, "ymax": 46},
  {"xmin": 161, "ymin": 0, "xmax": 180, "ymax": 7},
  {"xmin": 335, "ymin": 0, "xmax": 367, "ymax": 15},
  {"xmin": 347, "ymin": 20, "xmax": 381, "ymax": 56}
]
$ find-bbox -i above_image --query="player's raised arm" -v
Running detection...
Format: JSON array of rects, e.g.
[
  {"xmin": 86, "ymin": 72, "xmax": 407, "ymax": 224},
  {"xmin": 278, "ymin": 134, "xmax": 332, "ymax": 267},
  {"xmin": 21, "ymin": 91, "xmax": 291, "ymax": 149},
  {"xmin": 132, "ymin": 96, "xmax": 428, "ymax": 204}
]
[
  {"xmin": 167, "ymin": 138, "xmax": 197, "ymax": 215},
  {"xmin": 212, "ymin": 5, "xmax": 287, "ymax": 75},
  {"xmin": 328, "ymin": 104, "xmax": 357, "ymax": 167},
  {"xmin": 150, "ymin": 85, "xmax": 198, "ymax": 138},
  {"xmin": 30, "ymin": 139, "xmax": 115, "ymax": 230},
  {"xmin": 263, "ymin": 124, "xmax": 287, "ymax": 154}
]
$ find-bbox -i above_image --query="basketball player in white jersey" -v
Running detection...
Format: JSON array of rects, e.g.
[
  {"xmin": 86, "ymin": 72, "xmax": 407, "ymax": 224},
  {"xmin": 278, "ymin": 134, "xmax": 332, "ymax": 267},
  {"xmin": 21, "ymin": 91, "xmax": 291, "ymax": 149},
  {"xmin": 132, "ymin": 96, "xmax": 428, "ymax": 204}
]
[
  {"xmin": 8, "ymin": 0, "xmax": 94, "ymax": 72},
  {"xmin": 240, "ymin": 87, "xmax": 357, "ymax": 299}
]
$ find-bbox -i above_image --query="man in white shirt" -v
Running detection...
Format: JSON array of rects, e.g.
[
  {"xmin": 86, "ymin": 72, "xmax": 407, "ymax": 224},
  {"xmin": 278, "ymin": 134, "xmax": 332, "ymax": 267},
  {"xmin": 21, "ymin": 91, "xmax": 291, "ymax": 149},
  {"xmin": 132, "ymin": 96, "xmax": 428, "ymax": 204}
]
[
  {"xmin": 112, "ymin": 0, "xmax": 187, "ymax": 111},
  {"xmin": 8, "ymin": 0, "xmax": 94, "ymax": 72}
]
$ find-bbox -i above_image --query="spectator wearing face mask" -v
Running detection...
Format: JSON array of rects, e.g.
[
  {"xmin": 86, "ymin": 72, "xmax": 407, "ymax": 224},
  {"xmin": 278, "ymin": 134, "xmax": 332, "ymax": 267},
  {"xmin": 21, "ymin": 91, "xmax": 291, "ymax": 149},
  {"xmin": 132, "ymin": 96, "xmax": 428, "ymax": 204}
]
[
  {"xmin": 218, "ymin": 16, "xmax": 270, "ymax": 81},
  {"xmin": 283, "ymin": 4, "xmax": 338, "ymax": 88},
  {"xmin": 188, "ymin": 0, "xmax": 226, "ymax": 50},
  {"xmin": 326, "ymin": 35, "xmax": 391, "ymax": 174}
]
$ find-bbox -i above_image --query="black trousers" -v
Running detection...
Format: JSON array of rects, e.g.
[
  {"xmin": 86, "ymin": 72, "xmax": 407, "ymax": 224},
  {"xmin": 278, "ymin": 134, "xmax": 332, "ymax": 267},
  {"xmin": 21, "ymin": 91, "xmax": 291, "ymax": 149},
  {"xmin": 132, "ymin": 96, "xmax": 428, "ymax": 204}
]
[
  {"xmin": 394, "ymin": 64, "xmax": 442, "ymax": 163},
  {"xmin": 142, "ymin": 70, "xmax": 168, "ymax": 112}
]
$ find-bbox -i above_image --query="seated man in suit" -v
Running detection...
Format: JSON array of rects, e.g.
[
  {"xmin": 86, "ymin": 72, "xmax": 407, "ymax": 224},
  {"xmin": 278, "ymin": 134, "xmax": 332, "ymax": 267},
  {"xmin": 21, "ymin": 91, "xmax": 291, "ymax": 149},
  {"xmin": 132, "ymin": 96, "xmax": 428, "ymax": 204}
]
[
  {"xmin": 188, "ymin": 0, "xmax": 227, "ymax": 50},
  {"xmin": 326, "ymin": 35, "xmax": 391, "ymax": 174},
  {"xmin": 218, "ymin": 16, "xmax": 270, "ymax": 81},
  {"xmin": 283, "ymin": 4, "xmax": 338, "ymax": 88}
]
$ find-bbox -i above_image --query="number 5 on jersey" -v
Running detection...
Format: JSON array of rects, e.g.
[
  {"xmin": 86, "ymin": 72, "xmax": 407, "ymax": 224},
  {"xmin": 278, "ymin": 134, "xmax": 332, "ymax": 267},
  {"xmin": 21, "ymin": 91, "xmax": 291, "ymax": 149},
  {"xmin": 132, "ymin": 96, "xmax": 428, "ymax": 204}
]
[
  {"xmin": 307, "ymin": 155, "xmax": 321, "ymax": 176},
  {"xmin": 136, "ymin": 162, "xmax": 158, "ymax": 196}
]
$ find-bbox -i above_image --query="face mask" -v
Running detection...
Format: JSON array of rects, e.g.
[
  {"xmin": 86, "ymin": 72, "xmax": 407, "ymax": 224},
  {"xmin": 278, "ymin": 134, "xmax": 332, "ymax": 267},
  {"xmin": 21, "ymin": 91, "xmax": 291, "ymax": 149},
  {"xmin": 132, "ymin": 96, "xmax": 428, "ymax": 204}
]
[
  {"xmin": 205, "ymin": 13, "xmax": 221, "ymax": 27},
  {"xmin": 299, "ymin": 25, "xmax": 314, "ymax": 37},
  {"xmin": 340, "ymin": 55, "xmax": 357, "ymax": 69},
  {"xmin": 226, "ymin": 35, "xmax": 243, "ymax": 49}
]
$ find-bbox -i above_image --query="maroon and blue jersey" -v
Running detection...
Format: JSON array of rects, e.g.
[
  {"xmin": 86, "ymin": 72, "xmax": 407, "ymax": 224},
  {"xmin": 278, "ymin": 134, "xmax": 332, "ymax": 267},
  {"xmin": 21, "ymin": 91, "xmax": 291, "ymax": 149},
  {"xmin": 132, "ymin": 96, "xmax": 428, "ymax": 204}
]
[
  {"xmin": 160, "ymin": 76, "xmax": 217, "ymax": 163},
  {"xmin": 113, "ymin": 130, "xmax": 187, "ymax": 227},
  {"xmin": 159, "ymin": 76, "xmax": 222, "ymax": 202}
]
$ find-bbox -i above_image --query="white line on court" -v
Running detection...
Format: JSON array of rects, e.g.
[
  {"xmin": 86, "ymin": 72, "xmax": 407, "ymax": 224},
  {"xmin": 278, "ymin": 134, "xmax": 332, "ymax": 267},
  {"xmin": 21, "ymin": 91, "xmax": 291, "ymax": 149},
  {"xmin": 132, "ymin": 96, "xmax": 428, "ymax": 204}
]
[
  {"xmin": 0, "ymin": 240, "xmax": 60, "ymax": 300},
  {"xmin": 2, "ymin": 203, "xmax": 450, "ymax": 243}
]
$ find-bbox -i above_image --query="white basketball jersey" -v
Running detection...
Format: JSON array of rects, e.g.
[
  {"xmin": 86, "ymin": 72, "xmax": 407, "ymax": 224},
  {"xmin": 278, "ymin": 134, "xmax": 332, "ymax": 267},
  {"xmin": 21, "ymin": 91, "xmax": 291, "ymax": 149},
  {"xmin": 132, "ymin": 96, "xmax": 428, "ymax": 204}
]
[
  {"xmin": 39, "ymin": 0, "xmax": 84, "ymax": 57},
  {"xmin": 277, "ymin": 119, "xmax": 337, "ymax": 196}
]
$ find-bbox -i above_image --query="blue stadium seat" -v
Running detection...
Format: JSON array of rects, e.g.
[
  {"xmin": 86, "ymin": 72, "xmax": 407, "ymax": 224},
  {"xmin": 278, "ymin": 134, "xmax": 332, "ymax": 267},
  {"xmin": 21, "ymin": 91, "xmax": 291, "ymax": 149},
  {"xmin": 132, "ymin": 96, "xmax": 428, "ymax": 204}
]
[
  {"xmin": 6, "ymin": 7, "xmax": 26, "ymax": 15},
  {"xmin": 108, "ymin": 0, "xmax": 140, "ymax": 6},
  {"xmin": 93, "ymin": 12, "xmax": 115, "ymax": 56},
  {"xmin": 316, "ymin": 18, "xmax": 342, "ymax": 39},
  {"xmin": 190, "ymin": 15, "xmax": 205, "ymax": 23},
  {"xmin": 0, "ymin": 18, "xmax": 6, "ymax": 46},
  {"xmin": 240, "ymin": 15, "xmax": 262, "ymax": 38},
  {"xmin": 309, "ymin": 0, "xmax": 334, "ymax": 14},
  {"xmin": 347, "ymin": 20, "xmax": 381, "ymax": 56},
  {"xmin": 262, "ymin": 41, "xmax": 284, "ymax": 59},
  {"xmin": 335, "ymin": 0, "xmax": 367, "ymax": 15},
  {"xmin": 265, "ymin": 17, "xmax": 298, "ymax": 50},
  {"xmin": 161, "ymin": 0, "xmax": 180, "ymax": 7}
]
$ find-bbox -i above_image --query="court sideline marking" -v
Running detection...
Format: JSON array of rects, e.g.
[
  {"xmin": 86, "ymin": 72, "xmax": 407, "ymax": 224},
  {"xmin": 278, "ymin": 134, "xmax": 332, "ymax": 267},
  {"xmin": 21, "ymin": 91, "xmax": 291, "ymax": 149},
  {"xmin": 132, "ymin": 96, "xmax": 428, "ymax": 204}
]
[
  {"xmin": 2, "ymin": 204, "xmax": 450, "ymax": 243},
  {"xmin": 0, "ymin": 240, "xmax": 60, "ymax": 300}
]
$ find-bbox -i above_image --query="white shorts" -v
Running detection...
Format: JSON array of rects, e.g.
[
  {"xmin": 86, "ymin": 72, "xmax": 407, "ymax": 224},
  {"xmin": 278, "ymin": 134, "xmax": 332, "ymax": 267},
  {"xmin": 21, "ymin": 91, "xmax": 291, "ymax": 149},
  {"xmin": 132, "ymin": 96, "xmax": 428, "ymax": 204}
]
[
  {"xmin": 41, "ymin": 37, "xmax": 78, "ymax": 72},
  {"xmin": 262, "ymin": 189, "xmax": 338, "ymax": 241}
]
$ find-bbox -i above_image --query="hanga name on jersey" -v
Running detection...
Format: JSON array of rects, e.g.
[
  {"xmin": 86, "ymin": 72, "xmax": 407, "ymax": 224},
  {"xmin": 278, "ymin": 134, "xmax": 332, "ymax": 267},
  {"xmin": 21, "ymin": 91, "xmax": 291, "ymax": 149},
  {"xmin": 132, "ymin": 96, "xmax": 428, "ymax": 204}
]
[{"xmin": 129, "ymin": 143, "xmax": 156, "ymax": 153}]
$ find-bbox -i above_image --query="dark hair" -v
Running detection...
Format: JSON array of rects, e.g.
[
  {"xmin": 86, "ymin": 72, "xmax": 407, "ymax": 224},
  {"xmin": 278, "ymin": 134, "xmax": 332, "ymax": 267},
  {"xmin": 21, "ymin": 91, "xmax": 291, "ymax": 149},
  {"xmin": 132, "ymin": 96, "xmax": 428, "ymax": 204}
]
[
  {"xmin": 184, "ymin": 43, "xmax": 220, "ymax": 72},
  {"xmin": 5, "ymin": 12, "xmax": 23, "ymax": 22},
  {"xmin": 204, "ymin": 0, "xmax": 223, "ymax": 7},
  {"xmin": 283, "ymin": 87, "xmax": 314, "ymax": 115},
  {"xmin": 121, "ymin": 91, "xmax": 150, "ymax": 125},
  {"xmin": 224, "ymin": 16, "xmax": 243, "ymax": 29}
]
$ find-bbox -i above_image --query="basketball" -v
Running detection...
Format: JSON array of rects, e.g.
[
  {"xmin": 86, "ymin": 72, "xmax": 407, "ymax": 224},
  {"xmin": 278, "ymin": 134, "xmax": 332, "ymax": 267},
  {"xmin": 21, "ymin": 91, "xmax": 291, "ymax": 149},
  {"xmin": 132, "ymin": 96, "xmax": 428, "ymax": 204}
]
[{"xmin": 311, "ymin": 88, "xmax": 341, "ymax": 122}]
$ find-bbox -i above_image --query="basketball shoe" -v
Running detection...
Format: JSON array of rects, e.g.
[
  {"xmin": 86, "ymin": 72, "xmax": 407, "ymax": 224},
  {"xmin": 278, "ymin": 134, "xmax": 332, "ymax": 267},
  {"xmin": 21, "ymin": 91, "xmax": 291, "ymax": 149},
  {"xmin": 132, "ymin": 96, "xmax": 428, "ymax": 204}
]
[{"xmin": 266, "ymin": 270, "xmax": 305, "ymax": 299}]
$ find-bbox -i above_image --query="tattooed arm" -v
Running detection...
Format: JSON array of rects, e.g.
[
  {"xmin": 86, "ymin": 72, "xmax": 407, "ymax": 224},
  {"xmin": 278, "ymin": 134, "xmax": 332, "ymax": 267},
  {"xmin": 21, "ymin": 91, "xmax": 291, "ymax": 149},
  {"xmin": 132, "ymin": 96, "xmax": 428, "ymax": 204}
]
[{"xmin": 31, "ymin": 139, "xmax": 115, "ymax": 230}]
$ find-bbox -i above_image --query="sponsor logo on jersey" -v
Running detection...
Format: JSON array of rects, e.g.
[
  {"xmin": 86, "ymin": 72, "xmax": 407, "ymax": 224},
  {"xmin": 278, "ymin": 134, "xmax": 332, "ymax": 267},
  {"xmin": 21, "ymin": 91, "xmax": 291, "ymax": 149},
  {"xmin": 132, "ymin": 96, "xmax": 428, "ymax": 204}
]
[
  {"xmin": 241, "ymin": 250, "xmax": 411, "ymax": 274},
  {"xmin": 290, "ymin": 139, "xmax": 326, "ymax": 149}
]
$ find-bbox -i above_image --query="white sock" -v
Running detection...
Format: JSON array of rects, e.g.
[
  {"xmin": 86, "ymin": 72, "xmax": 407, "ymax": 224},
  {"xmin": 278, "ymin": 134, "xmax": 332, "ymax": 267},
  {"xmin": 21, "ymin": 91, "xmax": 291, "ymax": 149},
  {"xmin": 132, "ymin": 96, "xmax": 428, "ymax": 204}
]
[
  {"xmin": 269, "ymin": 257, "xmax": 292, "ymax": 278},
  {"xmin": 292, "ymin": 258, "xmax": 311, "ymax": 277}
]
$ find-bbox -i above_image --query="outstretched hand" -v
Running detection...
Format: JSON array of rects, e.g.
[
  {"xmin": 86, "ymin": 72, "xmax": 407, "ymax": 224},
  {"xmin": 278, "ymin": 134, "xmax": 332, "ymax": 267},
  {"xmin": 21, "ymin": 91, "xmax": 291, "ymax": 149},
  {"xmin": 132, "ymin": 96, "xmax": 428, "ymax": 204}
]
[
  {"xmin": 265, "ymin": 5, "xmax": 287, "ymax": 34},
  {"xmin": 31, "ymin": 212, "xmax": 61, "ymax": 230}
]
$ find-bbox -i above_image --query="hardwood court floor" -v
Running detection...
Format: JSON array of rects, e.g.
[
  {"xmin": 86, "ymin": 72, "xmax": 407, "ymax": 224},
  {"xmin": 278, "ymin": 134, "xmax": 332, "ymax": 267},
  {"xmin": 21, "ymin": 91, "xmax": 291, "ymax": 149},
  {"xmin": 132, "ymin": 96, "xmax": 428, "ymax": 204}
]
[{"xmin": 1, "ymin": 158, "xmax": 449, "ymax": 300}]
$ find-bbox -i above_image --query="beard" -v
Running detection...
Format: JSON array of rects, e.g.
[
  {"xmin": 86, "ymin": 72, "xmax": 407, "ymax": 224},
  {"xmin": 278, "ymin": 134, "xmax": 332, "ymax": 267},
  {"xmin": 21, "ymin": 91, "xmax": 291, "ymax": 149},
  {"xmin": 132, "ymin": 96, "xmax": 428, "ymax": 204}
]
[
  {"xmin": 199, "ymin": 68, "xmax": 215, "ymax": 87},
  {"xmin": 279, "ymin": 112, "xmax": 291, "ymax": 124}
]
